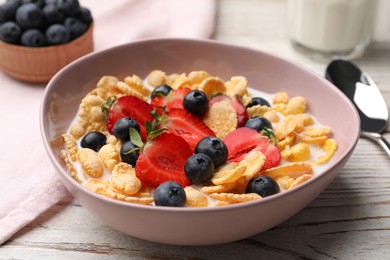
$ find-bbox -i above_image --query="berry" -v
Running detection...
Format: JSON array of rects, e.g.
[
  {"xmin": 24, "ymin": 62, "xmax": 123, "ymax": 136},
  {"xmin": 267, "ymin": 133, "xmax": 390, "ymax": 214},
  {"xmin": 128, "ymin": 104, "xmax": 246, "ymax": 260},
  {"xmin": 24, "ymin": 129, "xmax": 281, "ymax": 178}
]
[
  {"xmin": 209, "ymin": 95, "xmax": 248, "ymax": 126},
  {"xmin": 135, "ymin": 133, "xmax": 192, "ymax": 188},
  {"xmin": 223, "ymin": 127, "xmax": 281, "ymax": 171},
  {"xmin": 22, "ymin": 0, "xmax": 45, "ymax": 8},
  {"xmin": 184, "ymin": 153, "xmax": 214, "ymax": 184},
  {"xmin": 43, "ymin": 4, "xmax": 65, "ymax": 24},
  {"xmin": 150, "ymin": 84, "xmax": 172, "ymax": 99},
  {"xmin": 183, "ymin": 90, "xmax": 209, "ymax": 116},
  {"xmin": 162, "ymin": 108, "xmax": 215, "ymax": 150},
  {"xmin": 76, "ymin": 7, "xmax": 92, "ymax": 24},
  {"xmin": 57, "ymin": 0, "xmax": 80, "ymax": 16},
  {"xmin": 120, "ymin": 141, "xmax": 140, "ymax": 167},
  {"xmin": 15, "ymin": 3, "xmax": 45, "ymax": 29},
  {"xmin": 154, "ymin": 181, "xmax": 186, "ymax": 207},
  {"xmin": 195, "ymin": 136, "xmax": 228, "ymax": 167},
  {"xmin": 113, "ymin": 117, "xmax": 140, "ymax": 142},
  {"xmin": 0, "ymin": 0, "xmax": 22, "ymax": 23},
  {"xmin": 246, "ymin": 176, "xmax": 280, "ymax": 198},
  {"xmin": 45, "ymin": 24, "xmax": 70, "ymax": 45},
  {"xmin": 64, "ymin": 17, "xmax": 85, "ymax": 40},
  {"xmin": 80, "ymin": 131, "xmax": 107, "ymax": 152},
  {"xmin": 244, "ymin": 116, "xmax": 273, "ymax": 132},
  {"xmin": 20, "ymin": 28, "xmax": 45, "ymax": 46},
  {"xmin": 107, "ymin": 95, "xmax": 154, "ymax": 141},
  {"xmin": 151, "ymin": 87, "xmax": 191, "ymax": 113},
  {"xmin": 0, "ymin": 21, "xmax": 22, "ymax": 44},
  {"xmin": 247, "ymin": 97, "xmax": 271, "ymax": 108}
]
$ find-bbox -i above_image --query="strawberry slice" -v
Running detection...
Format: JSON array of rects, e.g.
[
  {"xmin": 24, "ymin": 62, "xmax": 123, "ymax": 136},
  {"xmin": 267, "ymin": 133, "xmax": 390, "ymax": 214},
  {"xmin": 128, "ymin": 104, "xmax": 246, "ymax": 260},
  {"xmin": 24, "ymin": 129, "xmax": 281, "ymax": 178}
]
[
  {"xmin": 107, "ymin": 95, "xmax": 154, "ymax": 140},
  {"xmin": 135, "ymin": 133, "xmax": 192, "ymax": 188},
  {"xmin": 209, "ymin": 95, "xmax": 248, "ymax": 126},
  {"xmin": 151, "ymin": 87, "xmax": 191, "ymax": 113},
  {"xmin": 162, "ymin": 108, "xmax": 215, "ymax": 150},
  {"xmin": 223, "ymin": 127, "xmax": 281, "ymax": 171}
]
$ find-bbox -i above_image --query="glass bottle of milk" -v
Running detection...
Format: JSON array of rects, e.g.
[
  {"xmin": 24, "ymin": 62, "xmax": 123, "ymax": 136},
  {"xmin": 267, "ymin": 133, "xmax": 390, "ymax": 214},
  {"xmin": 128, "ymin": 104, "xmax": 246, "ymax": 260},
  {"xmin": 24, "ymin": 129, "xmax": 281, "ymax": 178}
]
[{"xmin": 287, "ymin": 0, "xmax": 378, "ymax": 59}]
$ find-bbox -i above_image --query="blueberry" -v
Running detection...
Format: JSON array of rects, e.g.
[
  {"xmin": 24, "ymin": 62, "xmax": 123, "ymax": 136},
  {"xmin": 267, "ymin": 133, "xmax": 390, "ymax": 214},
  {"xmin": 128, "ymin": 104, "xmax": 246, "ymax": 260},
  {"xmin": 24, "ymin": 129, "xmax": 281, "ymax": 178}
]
[
  {"xmin": 57, "ymin": 0, "xmax": 80, "ymax": 16},
  {"xmin": 20, "ymin": 28, "xmax": 45, "ymax": 46},
  {"xmin": 113, "ymin": 117, "xmax": 140, "ymax": 142},
  {"xmin": 183, "ymin": 90, "xmax": 208, "ymax": 116},
  {"xmin": 43, "ymin": 4, "xmax": 65, "ymax": 24},
  {"xmin": 45, "ymin": 24, "xmax": 69, "ymax": 45},
  {"xmin": 246, "ymin": 176, "xmax": 280, "ymax": 198},
  {"xmin": 15, "ymin": 3, "xmax": 45, "ymax": 29},
  {"xmin": 247, "ymin": 97, "xmax": 271, "ymax": 108},
  {"xmin": 151, "ymin": 84, "xmax": 172, "ymax": 99},
  {"xmin": 184, "ymin": 153, "xmax": 214, "ymax": 184},
  {"xmin": 64, "ymin": 17, "xmax": 85, "ymax": 40},
  {"xmin": 44, "ymin": 0, "xmax": 57, "ymax": 5},
  {"xmin": 0, "ymin": 21, "xmax": 21, "ymax": 43},
  {"xmin": 194, "ymin": 136, "xmax": 228, "ymax": 168},
  {"xmin": 76, "ymin": 7, "xmax": 92, "ymax": 24},
  {"xmin": 154, "ymin": 181, "xmax": 186, "ymax": 207},
  {"xmin": 80, "ymin": 131, "xmax": 107, "ymax": 152},
  {"xmin": 120, "ymin": 141, "xmax": 139, "ymax": 167},
  {"xmin": 0, "ymin": 0, "xmax": 22, "ymax": 23},
  {"xmin": 245, "ymin": 116, "xmax": 273, "ymax": 132}
]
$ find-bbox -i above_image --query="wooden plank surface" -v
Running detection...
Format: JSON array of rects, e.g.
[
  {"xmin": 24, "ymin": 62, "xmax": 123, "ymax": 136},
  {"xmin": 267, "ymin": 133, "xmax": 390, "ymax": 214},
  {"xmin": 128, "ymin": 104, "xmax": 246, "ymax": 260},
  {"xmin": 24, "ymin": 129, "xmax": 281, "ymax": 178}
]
[{"xmin": 2, "ymin": 0, "xmax": 390, "ymax": 259}]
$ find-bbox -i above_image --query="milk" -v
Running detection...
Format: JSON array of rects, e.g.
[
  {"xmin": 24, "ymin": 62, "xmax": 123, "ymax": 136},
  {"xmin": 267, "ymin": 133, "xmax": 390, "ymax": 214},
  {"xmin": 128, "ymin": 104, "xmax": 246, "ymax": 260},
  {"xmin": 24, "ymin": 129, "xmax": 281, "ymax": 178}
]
[{"xmin": 287, "ymin": 0, "xmax": 377, "ymax": 58}]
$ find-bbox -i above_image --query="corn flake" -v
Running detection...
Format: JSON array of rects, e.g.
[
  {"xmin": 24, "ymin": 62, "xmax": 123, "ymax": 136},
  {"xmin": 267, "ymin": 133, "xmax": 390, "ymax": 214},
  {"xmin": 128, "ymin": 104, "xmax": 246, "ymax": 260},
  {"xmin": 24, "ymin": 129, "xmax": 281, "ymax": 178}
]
[
  {"xmin": 199, "ymin": 77, "xmax": 226, "ymax": 97},
  {"xmin": 203, "ymin": 101, "xmax": 237, "ymax": 139},
  {"xmin": 78, "ymin": 148, "xmax": 104, "ymax": 178},
  {"xmin": 185, "ymin": 186, "xmax": 209, "ymax": 207}
]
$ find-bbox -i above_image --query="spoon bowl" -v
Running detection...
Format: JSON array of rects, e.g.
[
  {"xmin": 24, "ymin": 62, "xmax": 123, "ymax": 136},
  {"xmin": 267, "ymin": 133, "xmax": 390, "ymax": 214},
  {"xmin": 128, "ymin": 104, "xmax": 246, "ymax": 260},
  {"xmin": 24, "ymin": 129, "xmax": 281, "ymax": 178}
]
[{"xmin": 326, "ymin": 59, "xmax": 390, "ymax": 156}]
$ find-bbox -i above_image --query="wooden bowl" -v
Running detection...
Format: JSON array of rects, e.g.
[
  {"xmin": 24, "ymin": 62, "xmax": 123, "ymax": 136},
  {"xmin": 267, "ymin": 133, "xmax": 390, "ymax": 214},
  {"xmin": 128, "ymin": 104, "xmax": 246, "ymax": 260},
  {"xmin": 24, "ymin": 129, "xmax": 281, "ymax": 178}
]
[{"xmin": 0, "ymin": 23, "xmax": 94, "ymax": 83}]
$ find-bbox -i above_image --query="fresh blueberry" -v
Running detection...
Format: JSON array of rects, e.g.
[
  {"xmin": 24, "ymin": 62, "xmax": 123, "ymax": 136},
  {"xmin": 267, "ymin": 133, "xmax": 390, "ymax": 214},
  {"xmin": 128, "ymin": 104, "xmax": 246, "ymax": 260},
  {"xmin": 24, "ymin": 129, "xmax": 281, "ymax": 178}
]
[
  {"xmin": 247, "ymin": 97, "xmax": 271, "ymax": 108},
  {"xmin": 15, "ymin": 3, "xmax": 45, "ymax": 29},
  {"xmin": 57, "ymin": 0, "xmax": 80, "ymax": 16},
  {"xmin": 0, "ymin": 0, "xmax": 22, "ymax": 23},
  {"xmin": 151, "ymin": 84, "xmax": 172, "ymax": 99},
  {"xmin": 44, "ymin": 0, "xmax": 57, "ymax": 5},
  {"xmin": 120, "ymin": 141, "xmax": 140, "ymax": 167},
  {"xmin": 194, "ymin": 136, "xmax": 228, "ymax": 168},
  {"xmin": 80, "ymin": 131, "xmax": 107, "ymax": 152},
  {"xmin": 184, "ymin": 153, "xmax": 214, "ymax": 184},
  {"xmin": 113, "ymin": 117, "xmax": 140, "ymax": 142},
  {"xmin": 183, "ymin": 90, "xmax": 209, "ymax": 116},
  {"xmin": 154, "ymin": 181, "xmax": 186, "ymax": 207},
  {"xmin": 43, "ymin": 4, "xmax": 65, "ymax": 24},
  {"xmin": 20, "ymin": 28, "xmax": 45, "ymax": 46},
  {"xmin": 76, "ymin": 7, "xmax": 92, "ymax": 24},
  {"xmin": 246, "ymin": 176, "xmax": 280, "ymax": 198},
  {"xmin": 0, "ymin": 21, "xmax": 22, "ymax": 44},
  {"xmin": 45, "ymin": 24, "xmax": 69, "ymax": 45},
  {"xmin": 64, "ymin": 17, "xmax": 85, "ymax": 39},
  {"xmin": 245, "ymin": 116, "xmax": 273, "ymax": 132}
]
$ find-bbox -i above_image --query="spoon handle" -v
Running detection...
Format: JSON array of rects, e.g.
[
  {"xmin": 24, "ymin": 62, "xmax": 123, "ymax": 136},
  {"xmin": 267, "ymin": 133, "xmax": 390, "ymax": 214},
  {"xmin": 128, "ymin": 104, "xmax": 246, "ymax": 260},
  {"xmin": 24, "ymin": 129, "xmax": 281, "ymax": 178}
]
[{"xmin": 361, "ymin": 132, "xmax": 390, "ymax": 158}]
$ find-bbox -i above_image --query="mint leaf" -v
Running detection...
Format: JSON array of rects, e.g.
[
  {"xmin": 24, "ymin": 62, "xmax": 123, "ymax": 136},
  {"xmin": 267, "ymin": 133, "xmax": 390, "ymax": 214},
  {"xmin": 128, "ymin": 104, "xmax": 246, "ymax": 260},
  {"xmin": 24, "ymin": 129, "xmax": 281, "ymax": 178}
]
[
  {"xmin": 130, "ymin": 128, "xmax": 144, "ymax": 148},
  {"xmin": 101, "ymin": 96, "xmax": 116, "ymax": 121},
  {"xmin": 261, "ymin": 127, "xmax": 277, "ymax": 145}
]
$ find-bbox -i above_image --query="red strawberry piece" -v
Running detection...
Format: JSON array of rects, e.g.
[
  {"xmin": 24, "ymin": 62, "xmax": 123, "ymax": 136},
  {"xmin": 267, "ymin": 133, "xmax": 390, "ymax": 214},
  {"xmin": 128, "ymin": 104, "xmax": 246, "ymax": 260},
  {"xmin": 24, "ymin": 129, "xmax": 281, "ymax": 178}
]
[
  {"xmin": 223, "ymin": 127, "xmax": 281, "ymax": 171},
  {"xmin": 135, "ymin": 133, "xmax": 192, "ymax": 188},
  {"xmin": 209, "ymin": 95, "xmax": 248, "ymax": 127},
  {"xmin": 151, "ymin": 87, "xmax": 191, "ymax": 113},
  {"xmin": 162, "ymin": 108, "xmax": 215, "ymax": 150},
  {"xmin": 107, "ymin": 95, "xmax": 154, "ymax": 140}
]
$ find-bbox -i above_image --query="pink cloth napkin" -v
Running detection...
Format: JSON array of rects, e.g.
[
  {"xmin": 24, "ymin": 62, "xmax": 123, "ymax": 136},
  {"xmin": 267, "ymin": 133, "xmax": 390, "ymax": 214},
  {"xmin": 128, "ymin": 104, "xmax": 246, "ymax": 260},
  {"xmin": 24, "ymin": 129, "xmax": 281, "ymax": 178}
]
[{"xmin": 0, "ymin": 0, "xmax": 216, "ymax": 245}]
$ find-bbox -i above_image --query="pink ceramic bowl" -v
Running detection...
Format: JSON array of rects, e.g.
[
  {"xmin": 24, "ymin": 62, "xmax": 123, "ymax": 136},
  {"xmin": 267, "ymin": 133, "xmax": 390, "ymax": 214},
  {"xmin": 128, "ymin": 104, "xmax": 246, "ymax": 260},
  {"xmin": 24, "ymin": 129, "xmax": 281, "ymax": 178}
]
[{"xmin": 40, "ymin": 38, "xmax": 359, "ymax": 245}]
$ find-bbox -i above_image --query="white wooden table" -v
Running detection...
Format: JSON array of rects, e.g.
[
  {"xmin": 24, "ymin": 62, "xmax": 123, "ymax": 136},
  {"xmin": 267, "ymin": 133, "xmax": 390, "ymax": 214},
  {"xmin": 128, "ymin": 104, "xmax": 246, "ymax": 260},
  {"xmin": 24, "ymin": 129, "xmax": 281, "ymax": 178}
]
[{"xmin": 2, "ymin": 1, "xmax": 390, "ymax": 259}]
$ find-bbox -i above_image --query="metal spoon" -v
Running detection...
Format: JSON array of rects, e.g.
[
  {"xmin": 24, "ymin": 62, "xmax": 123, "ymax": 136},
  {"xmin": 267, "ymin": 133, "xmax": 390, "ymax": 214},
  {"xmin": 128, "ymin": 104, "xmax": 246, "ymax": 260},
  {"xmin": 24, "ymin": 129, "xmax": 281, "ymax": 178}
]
[{"xmin": 325, "ymin": 59, "xmax": 390, "ymax": 157}]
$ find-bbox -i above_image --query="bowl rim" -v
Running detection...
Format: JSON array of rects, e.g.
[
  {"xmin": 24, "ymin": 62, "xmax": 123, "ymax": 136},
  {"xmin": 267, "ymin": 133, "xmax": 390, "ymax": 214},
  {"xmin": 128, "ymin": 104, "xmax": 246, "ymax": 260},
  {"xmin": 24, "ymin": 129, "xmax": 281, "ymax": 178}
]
[{"xmin": 40, "ymin": 37, "xmax": 360, "ymax": 213}]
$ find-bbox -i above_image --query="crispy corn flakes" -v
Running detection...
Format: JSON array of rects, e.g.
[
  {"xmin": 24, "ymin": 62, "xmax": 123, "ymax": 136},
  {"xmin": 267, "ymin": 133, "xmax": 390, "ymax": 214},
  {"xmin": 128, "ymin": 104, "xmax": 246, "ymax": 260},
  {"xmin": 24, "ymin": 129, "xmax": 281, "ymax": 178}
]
[
  {"xmin": 209, "ymin": 192, "xmax": 261, "ymax": 203},
  {"xmin": 312, "ymin": 139, "xmax": 338, "ymax": 165},
  {"xmin": 185, "ymin": 186, "xmax": 209, "ymax": 207},
  {"xmin": 203, "ymin": 101, "xmax": 237, "ymax": 139},
  {"xmin": 147, "ymin": 70, "xmax": 167, "ymax": 87},
  {"xmin": 225, "ymin": 76, "xmax": 248, "ymax": 97},
  {"xmin": 99, "ymin": 144, "xmax": 120, "ymax": 171},
  {"xmin": 199, "ymin": 77, "xmax": 226, "ymax": 97},
  {"xmin": 262, "ymin": 162, "xmax": 313, "ymax": 180},
  {"xmin": 78, "ymin": 148, "xmax": 104, "ymax": 178},
  {"xmin": 63, "ymin": 134, "xmax": 78, "ymax": 161}
]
